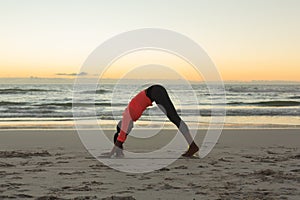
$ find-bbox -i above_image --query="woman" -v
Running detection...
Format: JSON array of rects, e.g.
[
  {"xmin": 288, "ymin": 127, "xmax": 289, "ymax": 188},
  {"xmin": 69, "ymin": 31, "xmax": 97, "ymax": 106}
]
[{"xmin": 106, "ymin": 84, "xmax": 199, "ymax": 158}]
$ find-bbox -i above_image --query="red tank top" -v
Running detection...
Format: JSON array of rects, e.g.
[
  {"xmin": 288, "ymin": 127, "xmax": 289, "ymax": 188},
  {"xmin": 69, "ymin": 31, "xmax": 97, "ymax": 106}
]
[
  {"xmin": 117, "ymin": 90, "xmax": 153, "ymax": 142},
  {"xmin": 128, "ymin": 90, "xmax": 153, "ymax": 121}
]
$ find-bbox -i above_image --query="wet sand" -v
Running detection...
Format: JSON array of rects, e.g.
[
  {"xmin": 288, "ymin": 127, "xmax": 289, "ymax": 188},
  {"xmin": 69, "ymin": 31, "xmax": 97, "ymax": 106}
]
[{"xmin": 0, "ymin": 129, "xmax": 299, "ymax": 200}]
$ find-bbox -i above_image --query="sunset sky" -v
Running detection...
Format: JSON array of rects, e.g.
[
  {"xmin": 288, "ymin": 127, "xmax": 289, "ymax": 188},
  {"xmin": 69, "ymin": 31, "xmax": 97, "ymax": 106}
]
[{"xmin": 0, "ymin": 0, "xmax": 299, "ymax": 81}]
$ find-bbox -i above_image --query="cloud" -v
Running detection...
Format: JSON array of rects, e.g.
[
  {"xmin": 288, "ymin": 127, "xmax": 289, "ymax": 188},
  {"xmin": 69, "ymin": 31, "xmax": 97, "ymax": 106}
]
[{"xmin": 55, "ymin": 72, "xmax": 88, "ymax": 76}]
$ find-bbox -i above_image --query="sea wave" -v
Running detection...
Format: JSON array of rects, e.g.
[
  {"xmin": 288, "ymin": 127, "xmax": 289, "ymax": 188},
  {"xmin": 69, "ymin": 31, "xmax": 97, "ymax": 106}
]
[
  {"xmin": 35, "ymin": 102, "xmax": 126, "ymax": 107},
  {"xmin": 196, "ymin": 108, "xmax": 299, "ymax": 116},
  {"xmin": 0, "ymin": 88, "xmax": 58, "ymax": 94},
  {"xmin": 289, "ymin": 96, "xmax": 300, "ymax": 99},
  {"xmin": 81, "ymin": 89, "xmax": 111, "ymax": 94},
  {"xmin": 0, "ymin": 102, "xmax": 118, "ymax": 107},
  {"xmin": 226, "ymin": 85, "xmax": 300, "ymax": 93},
  {"xmin": 0, "ymin": 101, "xmax": 28, "ymax": 106},
  {"xmin": 228, "ymin": 101, "xmax": 300, "ymax": 107}
]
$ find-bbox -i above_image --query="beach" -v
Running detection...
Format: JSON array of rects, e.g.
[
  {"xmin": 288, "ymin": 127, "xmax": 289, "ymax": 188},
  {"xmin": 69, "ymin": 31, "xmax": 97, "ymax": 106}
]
[
  {"xmin": 1, "ymin": 0, "xmax": 300, "ymax": 199},
  {"xmin": 0, "ymin": 129, "xmax": 299, "ymax": 200}
]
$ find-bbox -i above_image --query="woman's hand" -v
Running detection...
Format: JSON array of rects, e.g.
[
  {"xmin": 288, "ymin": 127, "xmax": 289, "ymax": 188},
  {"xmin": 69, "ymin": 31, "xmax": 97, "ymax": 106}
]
[
  {"xmin": 101, "ymin": 140, "xmax": 124, "ymax": 158},
  {"xmin": 114, "ymin": 140, "xmax": 124, "ymax": 158},
  {"xmin": 115, "ymin": 147, "xmax": 124, "ymax": 158},
  {"xmin": 100, "ymin": 151, "xmax": 112, "ymax": 158}
]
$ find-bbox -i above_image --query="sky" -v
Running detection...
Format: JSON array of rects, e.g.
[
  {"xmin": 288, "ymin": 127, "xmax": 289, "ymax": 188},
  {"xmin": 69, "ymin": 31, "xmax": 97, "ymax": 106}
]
[{"xmin": 0, "ymin": 0, "xmax": 299, "ymax": 81}]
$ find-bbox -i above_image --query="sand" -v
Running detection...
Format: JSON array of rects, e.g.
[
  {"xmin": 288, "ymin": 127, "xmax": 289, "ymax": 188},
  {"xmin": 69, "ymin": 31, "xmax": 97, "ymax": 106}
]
[{"xmin": 0, "ymin": 129, "xmax": 299, "ymax": 200}]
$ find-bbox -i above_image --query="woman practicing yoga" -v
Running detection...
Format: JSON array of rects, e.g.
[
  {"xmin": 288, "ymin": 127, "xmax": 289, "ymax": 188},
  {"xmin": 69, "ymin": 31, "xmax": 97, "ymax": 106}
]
[{"xmin": 105, "ymin": 84, "xmax": 199, "ymax": 158}]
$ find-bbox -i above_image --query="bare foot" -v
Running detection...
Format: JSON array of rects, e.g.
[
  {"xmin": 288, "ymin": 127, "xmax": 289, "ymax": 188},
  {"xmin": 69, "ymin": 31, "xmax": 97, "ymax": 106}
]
[{"xmin": 182, "ymin": 142, "xmax": 199, "ymax": 157}]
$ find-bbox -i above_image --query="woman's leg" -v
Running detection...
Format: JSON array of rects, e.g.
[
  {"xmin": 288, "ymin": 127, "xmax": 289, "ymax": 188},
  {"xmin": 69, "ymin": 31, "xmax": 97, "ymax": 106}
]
[{"xmin": 147, "ymin": 85, "xmax": 197, "ymax": 149}]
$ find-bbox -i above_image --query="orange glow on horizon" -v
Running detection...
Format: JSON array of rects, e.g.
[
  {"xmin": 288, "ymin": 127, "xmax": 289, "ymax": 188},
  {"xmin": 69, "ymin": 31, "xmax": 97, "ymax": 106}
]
[
  {"xmin": 1, "ymin": 54, "xmax": 300, "ymax": 81},
  {"xmin": 1, "ymin": 63, "xmax": 300, "ymax": 82}
]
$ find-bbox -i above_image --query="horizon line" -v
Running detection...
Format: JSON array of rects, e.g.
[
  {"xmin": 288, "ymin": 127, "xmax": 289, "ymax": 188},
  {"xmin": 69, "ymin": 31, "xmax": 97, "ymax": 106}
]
[{"xmin": 0, "ymin": 77, "xmax": 299, "ymax": 83}]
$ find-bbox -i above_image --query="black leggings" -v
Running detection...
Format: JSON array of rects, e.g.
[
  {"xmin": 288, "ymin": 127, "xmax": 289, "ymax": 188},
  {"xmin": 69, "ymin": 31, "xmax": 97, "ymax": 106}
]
[{"xmin": 146, "ymin": 85, "xmax": 192, "ymax": 144}]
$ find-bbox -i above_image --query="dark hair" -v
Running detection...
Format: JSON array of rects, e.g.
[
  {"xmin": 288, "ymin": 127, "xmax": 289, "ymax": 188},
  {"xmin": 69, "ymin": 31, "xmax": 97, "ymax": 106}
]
[
  {"xmin": 113, "ymin": 120, "xmax": 133, "ymax": 143},
  {"xmin": 113, "ymin": 121, "xmax": 122, "ymax": 143},
  {"xmin": 113, "ymin": 132, "xmax": 119, "ymax": 143}
]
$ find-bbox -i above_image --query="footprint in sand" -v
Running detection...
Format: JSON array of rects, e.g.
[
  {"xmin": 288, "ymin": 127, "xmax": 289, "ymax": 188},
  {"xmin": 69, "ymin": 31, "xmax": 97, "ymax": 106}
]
[
  {"xmin": 0, "ymin": 161, "xmax": 15, "ymax": 167},
  {"xmin": 174, "ymin": 165, "xmax": 188, "ymax": 169},
  {"xmin": 35, "ymin": 195, "xmax": 66, "ymax": 200},
  {"xmin": 25, "ymin": 168, "xmax": 47, "ymax": 172},
  {"xmin": 0, "ymin": 150, "xmax": 51, "ymax": 158},
  {"xmin": 61, "ymin": 185, "xmax": 92, "ymax": 191},
  {"xmin": 15, "ymin": 194, "xmax": 33, "ymax": 198},
  {"xmin": 36, "ymin": 161, "xmax": 53, "ymax": 166},
  {"xmin": 58, "ymin": 171, "xmax": 86, "ymax": 176},
  {"xmin": 101, "ymin": 196, "xmax": 136, "ymax": 200}
]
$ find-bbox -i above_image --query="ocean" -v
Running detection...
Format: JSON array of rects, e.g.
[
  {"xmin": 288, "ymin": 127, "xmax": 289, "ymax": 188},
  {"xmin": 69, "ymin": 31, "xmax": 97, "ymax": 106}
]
[{"xmin": 0, "ymin": 82, "xmax": 300, "ymax": 129}]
